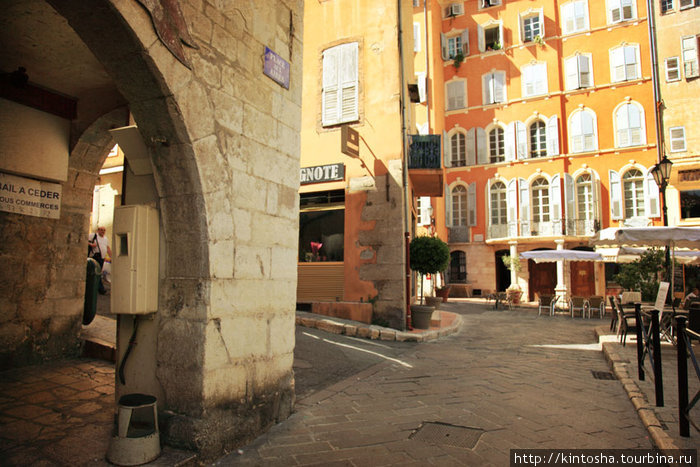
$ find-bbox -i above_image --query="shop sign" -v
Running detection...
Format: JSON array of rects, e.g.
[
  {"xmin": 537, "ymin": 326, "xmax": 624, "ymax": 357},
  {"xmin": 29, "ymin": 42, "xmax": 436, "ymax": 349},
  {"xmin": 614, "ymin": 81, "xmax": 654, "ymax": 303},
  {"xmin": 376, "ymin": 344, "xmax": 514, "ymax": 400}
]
[
  {"xmin": 0, "ymin": 172, "xmax": 62, "ymax": 219},
  {"xmin": 300, "ymin": 163, "xmax": 345, "ymax": 185},
  {"xmin": 263, "ymin": 46, "xmax": 290, "ymax": 89}
]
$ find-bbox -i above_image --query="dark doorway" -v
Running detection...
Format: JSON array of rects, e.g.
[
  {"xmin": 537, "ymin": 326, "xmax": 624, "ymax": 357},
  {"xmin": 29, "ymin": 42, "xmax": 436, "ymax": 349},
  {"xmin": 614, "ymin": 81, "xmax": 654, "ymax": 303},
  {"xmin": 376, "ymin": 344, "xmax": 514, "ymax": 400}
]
[{"xmin": 495, "ymin": 249, "xmax": 510, "ymax": 292}]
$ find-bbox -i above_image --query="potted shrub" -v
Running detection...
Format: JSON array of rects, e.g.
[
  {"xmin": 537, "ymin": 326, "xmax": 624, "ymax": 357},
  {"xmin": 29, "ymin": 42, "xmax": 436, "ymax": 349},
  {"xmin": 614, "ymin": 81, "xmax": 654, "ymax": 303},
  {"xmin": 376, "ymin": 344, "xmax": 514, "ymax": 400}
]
[
  {"xmin": 435, "ymin": 285, "xmax": 451, "ymax": 303},
  {"xmin": 409, "ymin": 236, "xmax": 450, "ymax": 329},
  {"xmin": 502, "ymin": 254, "xmax": 523, "ymax": 304}
]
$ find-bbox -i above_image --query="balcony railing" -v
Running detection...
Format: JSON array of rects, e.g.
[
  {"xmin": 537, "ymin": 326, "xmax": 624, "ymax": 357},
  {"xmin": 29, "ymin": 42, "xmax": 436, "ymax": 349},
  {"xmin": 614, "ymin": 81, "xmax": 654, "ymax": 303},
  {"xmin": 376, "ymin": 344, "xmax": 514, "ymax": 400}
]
[
  {"xmin": 408, "ymin": 135, "xmax": 441, "ymax": 169},
  {"xmin": 486, "ymin": 218, "xmax": 599, "ymax": 240}
]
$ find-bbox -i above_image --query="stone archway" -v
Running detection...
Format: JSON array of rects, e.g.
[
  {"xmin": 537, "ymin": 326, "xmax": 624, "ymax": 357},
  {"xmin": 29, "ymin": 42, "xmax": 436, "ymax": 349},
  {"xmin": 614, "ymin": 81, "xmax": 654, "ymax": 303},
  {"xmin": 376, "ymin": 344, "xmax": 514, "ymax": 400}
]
[{"xmin": 20, "ymin": 0, "xmax": 301, "ymax": 458}]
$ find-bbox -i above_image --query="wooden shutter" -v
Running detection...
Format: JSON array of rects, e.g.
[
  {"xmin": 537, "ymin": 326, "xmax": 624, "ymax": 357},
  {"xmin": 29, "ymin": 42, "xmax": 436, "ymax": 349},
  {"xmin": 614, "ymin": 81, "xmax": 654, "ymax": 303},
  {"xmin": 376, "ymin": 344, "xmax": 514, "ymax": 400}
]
[
  {"xmin": 441, "ymin": 33, "xmax": 448, "ymax": 60},
  {"xmin": 611, "ymin": 47, "xmax": 625, "ymax": 82},
  {"xmin": 494, "ymin": 72, "xmax": 505, "ymax": 102},
  {"xmin": 505, "ymin": 122, "xmax": 516, "ymax": 161},
  {"xmin": 461, "ymin": 29, "xmax": 470, "ymax": 55},
  {"xmin": 515, "ymin": 121, "xmax": 527, "ymax": 160},
  {"xmin": 414, "ymin": 23, "xmax": 421, "ymax": 52},
  {"xmin": 682, "ymin": 36, "xmax": 699, "ymax": 78},
  {"xmin": 565, "ymin": 56, "xmax": 578, "ymax": 90},
  {"xmin": 546, "ymin": 115, "xmax": 559, "ymax": 156},
  {"xmin": 339, "ymin": 43, "xmax": 358, "ymax": 123},
  {"xmin": 538, "ymin": 9, "xmax": 545, "ymax": 38},
  {"xmin": 419, "ymin": 196, "xmax": 431, "ymax": 225},
  {"xmin": 519, "ymin": 178, "xmax": 530, "ymax": 234},
  {"xmin": 443, "ymin": 130, "xmax": 451, "ymax": 167},
  {"xmin": 478, "ymin": 24, "xmax": 485, "ymax": 53},
  {"xmin": 483, "ymin": 73, "xmax": 493, "ymax": 104},
  {"xmin": 507, "ymin": 179, "xmax": 518, "ymax": 236},
  {"xmin": 445, "ymin": 184, "xmax": 453, "ymax": 227},
  {"xmin": 476, "ymin": 127, "xmax": 487, "ymax": 165},
  {"xmin": 468, "ymin": 182, "xmax": 477, "ymax": 226},
  {"xmin": 550, "ymin": 174, "xmax": 562, "ymax": 230},
  {"xmin": 564, "ymin": 173, "xmax": 575, "ymax": 225},
  {"xmin": 537, "ymin": 63, "xmax": 548, "ymax": 95},
  {"xmin": 322, "ymin": 46, "xmax": 340, "ymax": 125},
  {"xmin": 466, "ymin": 128, "xmax": 476, "ymax": 166},
  {"xmin": 579, "ymin": 55, "xmax": 592, "ymax": 87},
  {"xmin": 645, "ymin": 172, "xmax": 660, "ymax": 218},
  {"xmin": 609, "ymin": 169, "xmax": 622, "ymax": 220}
]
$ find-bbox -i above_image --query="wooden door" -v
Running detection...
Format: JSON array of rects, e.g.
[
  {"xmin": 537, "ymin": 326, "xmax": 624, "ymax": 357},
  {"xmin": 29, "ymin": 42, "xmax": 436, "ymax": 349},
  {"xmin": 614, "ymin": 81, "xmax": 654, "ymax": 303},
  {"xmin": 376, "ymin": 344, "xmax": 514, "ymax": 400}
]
[
  {"xmin": 528, "ymin": 261, "xmax": 556, "ymax": 301},
  {"xmin": 570, "ymin": 261, "xmax": 595, "ymax": 297}
]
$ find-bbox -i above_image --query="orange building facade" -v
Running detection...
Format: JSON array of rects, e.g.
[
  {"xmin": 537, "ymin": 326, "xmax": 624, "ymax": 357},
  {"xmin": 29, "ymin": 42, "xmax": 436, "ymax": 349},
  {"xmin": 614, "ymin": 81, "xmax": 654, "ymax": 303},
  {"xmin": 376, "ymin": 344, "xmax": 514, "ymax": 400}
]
[{"xmin": 419, "ymin": 0, "xmax": 664, "ymax": 302}]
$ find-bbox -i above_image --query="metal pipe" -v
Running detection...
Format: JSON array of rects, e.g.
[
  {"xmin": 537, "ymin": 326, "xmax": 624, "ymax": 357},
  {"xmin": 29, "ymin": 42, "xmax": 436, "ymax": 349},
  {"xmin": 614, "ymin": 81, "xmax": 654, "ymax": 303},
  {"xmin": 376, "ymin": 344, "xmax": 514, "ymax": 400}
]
[
  {"xmin": 651, "ymin": 309, "xmax": 664, "ymax": 407},
  {"xmin": 645, "ymin": 0, "xmax": 665, "ymax": 163}
]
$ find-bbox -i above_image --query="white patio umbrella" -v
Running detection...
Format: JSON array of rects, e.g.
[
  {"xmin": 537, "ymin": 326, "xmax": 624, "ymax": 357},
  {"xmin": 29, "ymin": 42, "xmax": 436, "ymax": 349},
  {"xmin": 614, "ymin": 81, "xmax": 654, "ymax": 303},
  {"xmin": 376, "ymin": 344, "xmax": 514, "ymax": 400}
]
[
  {"xmin": 596, "ymin": 246, "xmax": 700, "ymax": 265},
  {"xmin": 590, "ymin": 226, "xmax": 700, "ymax": 296}
]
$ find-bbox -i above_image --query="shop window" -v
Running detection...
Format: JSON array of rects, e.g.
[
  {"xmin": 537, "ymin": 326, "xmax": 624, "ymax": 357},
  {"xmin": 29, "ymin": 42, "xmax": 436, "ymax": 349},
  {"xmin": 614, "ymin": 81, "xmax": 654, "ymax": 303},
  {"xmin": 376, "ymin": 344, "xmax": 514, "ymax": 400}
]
[
  {"xmin": 299, "ymin": 190, "xmax": 345, "ymax": 262},
  {"xmin": 681, "ymin": 190, "xmax": 700, "ymax": 219}
]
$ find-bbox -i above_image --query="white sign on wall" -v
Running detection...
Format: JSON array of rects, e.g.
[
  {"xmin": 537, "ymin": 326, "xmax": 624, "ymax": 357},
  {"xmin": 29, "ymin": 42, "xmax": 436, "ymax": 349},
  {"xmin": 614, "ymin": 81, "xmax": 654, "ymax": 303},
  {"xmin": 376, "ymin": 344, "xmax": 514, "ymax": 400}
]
[{"xmin": 0, "ymin": 172, "xmax": 62, "ymax": 219}]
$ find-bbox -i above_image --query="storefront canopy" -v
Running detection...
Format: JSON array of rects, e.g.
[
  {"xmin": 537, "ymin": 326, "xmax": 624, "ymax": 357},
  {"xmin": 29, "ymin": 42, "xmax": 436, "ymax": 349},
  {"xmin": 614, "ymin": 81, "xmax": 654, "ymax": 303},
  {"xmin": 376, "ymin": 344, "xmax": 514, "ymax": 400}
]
[
  {"xmin": 520, "ymin": 249, "xmax": 603, "ymax": 263},
  {"xmin": 590, "ymin": 227, "xmax": 700, "ymax": 249}
]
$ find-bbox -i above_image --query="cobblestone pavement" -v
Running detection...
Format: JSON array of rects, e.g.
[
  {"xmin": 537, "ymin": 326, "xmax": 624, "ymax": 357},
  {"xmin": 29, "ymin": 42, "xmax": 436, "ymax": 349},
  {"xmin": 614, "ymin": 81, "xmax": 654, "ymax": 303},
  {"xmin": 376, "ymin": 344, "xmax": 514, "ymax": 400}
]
[{"xmin": 216, "ymin": 302, "xmax": 654, "ymax": 465}]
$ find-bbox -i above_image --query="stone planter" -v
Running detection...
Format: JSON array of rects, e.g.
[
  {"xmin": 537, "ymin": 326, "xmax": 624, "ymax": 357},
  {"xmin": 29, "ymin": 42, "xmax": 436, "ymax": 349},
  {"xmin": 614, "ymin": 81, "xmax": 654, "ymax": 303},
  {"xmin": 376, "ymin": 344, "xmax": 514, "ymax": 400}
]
[
  {"xmin": 411, "ymin": 305, "xmax": 435, "ymax": 330},
  {"xmin": 435, "ymin": 287, "xmax": 450, "ymax": 302},
  {"xmin": 424, "ymin": 296, "xmax": 442, "ymax": 309}
]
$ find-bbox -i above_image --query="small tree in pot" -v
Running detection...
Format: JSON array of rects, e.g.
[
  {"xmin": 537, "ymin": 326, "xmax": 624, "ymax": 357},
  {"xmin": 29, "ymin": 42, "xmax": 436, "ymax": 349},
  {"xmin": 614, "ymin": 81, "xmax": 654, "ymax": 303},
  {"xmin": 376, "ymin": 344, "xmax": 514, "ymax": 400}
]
[{"xmin": 409, "ymin": 236, "xmax": 450, "ymax": 329}]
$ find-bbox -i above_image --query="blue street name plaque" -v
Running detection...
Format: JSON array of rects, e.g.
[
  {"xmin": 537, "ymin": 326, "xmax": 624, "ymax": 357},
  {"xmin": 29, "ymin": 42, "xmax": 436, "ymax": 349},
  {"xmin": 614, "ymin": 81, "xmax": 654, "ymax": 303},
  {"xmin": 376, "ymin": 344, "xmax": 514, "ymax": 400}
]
[{"xmin": 263, "ymin": 46, "xmax": 290, "ymax": 89}]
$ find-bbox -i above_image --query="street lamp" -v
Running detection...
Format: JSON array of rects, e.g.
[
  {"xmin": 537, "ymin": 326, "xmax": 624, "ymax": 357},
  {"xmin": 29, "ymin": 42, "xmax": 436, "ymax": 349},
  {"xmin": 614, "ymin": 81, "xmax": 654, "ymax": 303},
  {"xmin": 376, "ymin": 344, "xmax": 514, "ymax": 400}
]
[{"xmin": 650, "ymin": 156, "xmax": 673, "ymax": 284}]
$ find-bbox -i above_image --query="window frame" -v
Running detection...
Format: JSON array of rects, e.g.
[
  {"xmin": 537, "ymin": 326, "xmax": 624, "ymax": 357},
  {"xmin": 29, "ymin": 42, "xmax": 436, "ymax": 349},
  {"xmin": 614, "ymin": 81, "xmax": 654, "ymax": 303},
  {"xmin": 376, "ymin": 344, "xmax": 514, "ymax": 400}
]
[
  {"xmin": 521, "ymin": 62, "xmax": 548, "ymax": 97},
  {"xmin": 531, "ymin": 177, "xmax": 551, "ymax": 223},
  {"xmin": 661, "ymin": 0, "xmax": 675, "ymax": 14},
  {"xmin": 479, "ymin": 0, "xmax": 502, "ymax": 10},
  {"xmin": 321, "ymin": 42, "xmax": 359, "ymax": 127},
  {"xmin": 670, "ymin": 126, "xmax": 687, "ymax": 152},
  {"xmin": 443, "ymin": 2, "xmax": 464, "ymax": 18},
  {"xmin": 450, "ymin": 130, "xmax": 467, "ymax": 167},
  {"xmin": 569, "ymin": 108, "xmax": 598, "ymax": 153},
  {"xmin": 575, "ymin": 173, "xmax": 595, "ymax": 223},
  {"xmin": 445, "ymin": 79, "xmax": 467, "ymax": 111},
  {"xmin": 451, "ymin": 184, "xmax": 468, "ymax": 227},
  {"xmin": 520, "ymin": 9, "xmax": 544, "ymax": 44},
  {"xmin": 614, "ymin": 101, "xmax": 646, "ymax": 148},
  {"xmin": 488, "ymin": 126, "xmax": 506, "ymax": 163},
  {"xmin": 478, "ymin": 21, "xmax": 504, "ymax": 53},
  {"xmin": 610, "ymin": 44, "xmax": 641, "ymax": 83},
  {"xmin": 665, "ymin": 57, "xmax": 681, "ymax": 81},
  {"xmin": 561, "ymin": 0, "xmax": 589, "ymax": 35},
  {"xmin": 607, "ymin": 0, "xmax": 635, "ymax": 24},
  {"xmin": 529, "ymin": 120, "xmax": 548, "ymax": 158},
  {"xmin": 682, "ymin": 35, "xmax": 699, "ymax": 79},
  {"xmin": 489, "ymin": 180, "xmax": 508, "ymax": 225},
  {"xmin": 482, "ymin": 70, "xmax": 507, "ymax": 105},
  {"xmin": 622, "ymin": 168, "xmax": 646, "ymax": 219}
]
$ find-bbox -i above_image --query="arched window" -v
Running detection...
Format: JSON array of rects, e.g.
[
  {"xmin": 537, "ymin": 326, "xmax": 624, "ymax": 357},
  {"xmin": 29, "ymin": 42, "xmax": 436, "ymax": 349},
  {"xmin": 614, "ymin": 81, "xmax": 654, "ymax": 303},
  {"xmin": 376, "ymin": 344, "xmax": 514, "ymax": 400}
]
[
  {"xmin": 449, "ymin": 251, "xmax": 467, "ymax": 283},
  {"xmin": 451, "ymin": 185, "xmax": 468, "ymax": 226},
  {"xmin": 615, "ymin": 102, "xmax": 644, "ymax": 147},
  {"xmin": 576, "ymin": 173, "xmax": 594, "ymax": 222},
  {"xmin": 451, "ymin": 132, "xmax": 466, "ymax": 166},
  {"xmin": 488, "ymin": 127, "xmax": 505, "ymax": 163},
  {"xmin": 529, "ymin": 120, "xmax": 547, "ymax": 158},
  {"xmin": 569, "ymin": 109, "xmax": 597, "ymax": 153},
  {"xmin": 490, "ymin": 181, "xmax": 507, "ymax": 225},
  {"xmin": 623, "ymin": 169, "xmax": 645, "ymax": 218},
  {"xmin": 532, "ymin": 177, "xmax": 550, "ymax": 222}
]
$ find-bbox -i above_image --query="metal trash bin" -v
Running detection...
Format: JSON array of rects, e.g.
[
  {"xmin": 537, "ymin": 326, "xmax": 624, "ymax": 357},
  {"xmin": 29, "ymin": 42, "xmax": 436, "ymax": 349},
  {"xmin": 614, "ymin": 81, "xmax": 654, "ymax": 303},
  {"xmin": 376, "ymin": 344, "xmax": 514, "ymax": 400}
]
[
  {"xmin": 83, "ymin": 257, "xmax": 101, "ymax": 325},
  {"xmin": 107, "ymin": 393, "xmax": 161, "ymax": 466}
]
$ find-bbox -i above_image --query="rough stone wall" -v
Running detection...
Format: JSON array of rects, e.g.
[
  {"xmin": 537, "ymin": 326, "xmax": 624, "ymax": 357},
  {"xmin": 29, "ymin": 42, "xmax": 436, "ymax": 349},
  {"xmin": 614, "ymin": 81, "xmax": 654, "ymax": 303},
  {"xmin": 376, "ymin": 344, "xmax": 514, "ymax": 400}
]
[
  {"xmin": 0, "ymin": 108, "xmax": 128, "ymax": 369},
  {"xmin": 358, "ymin": 160, "xmax": 408, "ymax": 330}
]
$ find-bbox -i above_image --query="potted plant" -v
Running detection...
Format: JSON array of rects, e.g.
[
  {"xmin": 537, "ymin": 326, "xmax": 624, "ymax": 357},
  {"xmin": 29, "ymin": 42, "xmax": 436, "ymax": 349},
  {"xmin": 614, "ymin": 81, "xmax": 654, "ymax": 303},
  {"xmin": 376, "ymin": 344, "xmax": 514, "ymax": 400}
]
[
  {"xmin": 409, "ymin": 236, "xmax": 450, "ymax": 329},
  {"xmin": 506, "ymin": 284, "xmax": 523, "ymax": 304},
  {"xmin": 435, "ymin": 285, "xmax": 451, "ymax": 303},
  {"xmin": 452, "ymin": 51, "xmax": 465, "ymax": 70},
  {"xmin": 502, "ymin": 254, "xmax": 523, "ymax": 304}
]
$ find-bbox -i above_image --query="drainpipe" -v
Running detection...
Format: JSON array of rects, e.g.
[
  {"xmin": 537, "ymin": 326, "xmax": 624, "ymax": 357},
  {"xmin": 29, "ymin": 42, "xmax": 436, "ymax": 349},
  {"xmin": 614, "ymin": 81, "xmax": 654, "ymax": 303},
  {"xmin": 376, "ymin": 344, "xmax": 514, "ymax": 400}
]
[
  {"xmin": 398, "ymin": 0, "xmax": 412, "ymax": 329},
  {"xmin": 423, "ymin": 0, "xmax": 430, "ymax": 132},
  {"xmin": 645, "ymin": 0, "xmax": 664, "ymax": 163}
]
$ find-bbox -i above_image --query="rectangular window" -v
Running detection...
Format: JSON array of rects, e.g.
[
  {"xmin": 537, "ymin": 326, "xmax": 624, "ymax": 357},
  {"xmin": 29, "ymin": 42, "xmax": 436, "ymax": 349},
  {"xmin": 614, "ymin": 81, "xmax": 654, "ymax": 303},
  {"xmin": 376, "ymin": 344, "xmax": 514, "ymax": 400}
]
[
  {"xmin": 611, "ymin": 45, "xmax": 639, "ymax": 82},
  {"xmin": 522, "ymin": 63, "xmax": 548, "ymax": 97},
  {"xmin": 523, "ymin": 15, "xmax": 541, "ymax": 42},
  {"xmin": 680, "ymin": 0, "xmax": 695, "ymax": 8},
  {"xmin": 670, "ymin": 126, "xmax": 687, "ymax": 152},
  {"xmin": 322, "ymin": 42, "xmax": 359, "ymax": 126},
  {"xmin": 661, "ymin": 0, "xmax": 675, "ymax": 13},
  {"xmin": 562, "ymin": 1, "xmax": 589, "ymax": 34},
  {"xmin": 485, "ymin": 26, "xmax": 501, "ymax": 50},
  {"xmin": 446, "ymin": 81, "xmax": 466, "ymax": 111},
  {"xmin": 565, "ymin": 54, "xmax": 592, "ymax": 89},
  {"xmin": 681, "ymin": 190, "xmax": 700, "ymax": 219},
  {"xmin": 413, "ymin": 0, "xmax": 421, "ymax": 7},
  {"xmin": 609, "ymin": 0, "xmax": 634, "ymax": 23},
  {"xmin": 417, "ymin": 196, "xmax": 431, "ymax": 225},
  {"xmin": 299, "ymin": 190, "xmax": 345, "ymax": 262},
  {"xmin": 483, "ymin": 71, "xmax": 506, "ymax": 104},
  {"xmin": 666, "ymin": 57, "xmax": 681, "ymax": 81},
  {"xmin": 480, "ymin": 0, "xmax": 501, "ymax": 8},
  {"xmin": 682, "ymin": 35, "xmax": 699, "ymax": 78}
]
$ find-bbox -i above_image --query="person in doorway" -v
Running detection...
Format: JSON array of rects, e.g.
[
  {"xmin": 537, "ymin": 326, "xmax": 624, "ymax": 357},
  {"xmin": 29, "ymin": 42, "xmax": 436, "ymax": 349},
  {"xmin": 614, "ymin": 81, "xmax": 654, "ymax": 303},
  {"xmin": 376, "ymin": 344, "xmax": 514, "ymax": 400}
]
[
  {"xmin": 88, "ymin": 226, "xmax": 112, "ymax": 294},
  {"xmin": 684, "ymin": 287, "xmax": 699, "ymax": 309}
]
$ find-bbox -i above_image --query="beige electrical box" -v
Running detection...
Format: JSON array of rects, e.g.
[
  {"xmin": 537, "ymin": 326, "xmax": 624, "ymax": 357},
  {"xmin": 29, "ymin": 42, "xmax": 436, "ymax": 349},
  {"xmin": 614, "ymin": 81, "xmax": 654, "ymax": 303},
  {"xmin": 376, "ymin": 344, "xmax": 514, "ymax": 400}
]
[{"xmin": 111, "ymin": 205, "xmax": 159, "ymax": 314}]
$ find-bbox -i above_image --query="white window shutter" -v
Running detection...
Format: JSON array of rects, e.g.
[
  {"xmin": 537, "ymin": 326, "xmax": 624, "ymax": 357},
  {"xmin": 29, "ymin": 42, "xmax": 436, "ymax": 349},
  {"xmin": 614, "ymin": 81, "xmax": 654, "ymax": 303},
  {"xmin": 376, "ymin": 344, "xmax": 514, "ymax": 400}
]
[
  {"xmin": 546, "ymin": 115, "xmax": 559, "ymax": 156},
  {"xmin": 611, "ymin": 47, "xmax": 624, "ymax": 82},
  {"xmin": 579, "ymin": 55, "xmax": 592, "ymax": 87},
  {"xmin": 537, "ymin": 63, "xmax": 548, "ymax": 94},
  {"xmin": 478, "ymin": 24, "xmax": 485, "ymax": 53},
  {"xmin": 443, "ymin": 130, "xmax": 451, "ymax": 167},
  {"xmin": 445, "ymin": 184, "xmax": 453, "ymax": 227},
  {"xmin": 419, "ymin": 196, "xmax": 431, "ymax": 225},
  {"xmin": 519, "ymin": 178, "xmax": 530, "ymax": 236},
  {"xmin": 322, "ymin": 47, "xmax": 340, "ymax": 126},
  {"xmin": 466, "ymin": 128, "xmax": 476, "ymax": 166},
  {"xmin": 609, "ymin": 169, "xmax": 622, "ymax": 220},
  {"xmin": 645, "ymin": 172, "xmax": 660, "ymax": 218},
  {"xmin": 417, "ymin": 73, "xmax": 426, "ymax": 103},
  {"xmin": 550, "ymin": 174, "xmax": 561, "ymax": 223},
  {"xmin": 494, "ymin": 72, "xmax": 505, "ymax": 102},
  {"xmin": 505, "ymin": 122, "xmax": 516, "ymax": 161},
  {"xmin": 507, "ymin": 179, "xmax": 518, "ymax": 236},
  {"xmin": 499, "ymin": 23, "xmax": 504, "ymax": 47},
  {"xmin": 461, "ymin": 29, "xmax": 470, "ymax": 55},
  {"xmin": 562, "ymin": 3, "xmax": 573, "ymax": 34},
  {"xmin": 539, "ymin": 9, "xmax": 545, "ymax": 38},
  {"xmin": 468, "ymin": 182, "xmax": 477, "ymax": 226},
  {"xmin": 414, "ymin": 23, "xmax": 421, "ymax": 52},
  {"xmin": 339, "ymin": 43, "xmax": 358, "ymax": 123},
  {"xmin": 592, "ymin": 175, "xmax": 600, "ymax": 220},
  {"xmin": 565, "ymin": 56, "xmax": 578, "ymax": 90},
  {"xmin": 441, "ymin": 33, "xmax": 448, "ymax": 60},
  {"xmin": 564, "ymin": 173, "xmax": 575, "ymax": 223},
  {"xmin": 682, "ymin": 36, "xmax": 699, "ymax": 78},
  {"xmin": 476, "ymin": 127, "xmax": 487, "ymax": 165},
  {"xmin": 483, "ymin": 74, "xmax": 492, "ymax": 105},
  {"xmin": 515, "ymin": 121, "xmax": 527, "ymax": 160}
]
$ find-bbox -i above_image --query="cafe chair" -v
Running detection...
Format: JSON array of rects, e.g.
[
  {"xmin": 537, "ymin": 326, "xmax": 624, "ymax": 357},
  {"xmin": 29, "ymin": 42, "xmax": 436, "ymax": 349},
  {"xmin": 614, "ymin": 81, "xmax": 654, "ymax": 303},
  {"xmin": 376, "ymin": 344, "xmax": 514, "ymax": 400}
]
[
  {"xmin": 612, "ymin": 297, "xmax": 637, "ymax": 346},
  {"xmin": 587, "ymin": 296, "xmax": 606, "ymax": 319},
  {"xmin": 537, "ymin": 294, "xmax": 558, "ymax": 317},
  {"xmin": 569, "ymin": 296, "xmax": 589, "ymax": 318}
]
